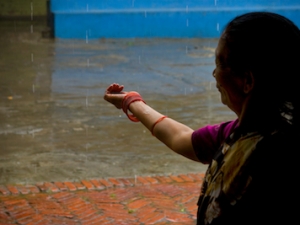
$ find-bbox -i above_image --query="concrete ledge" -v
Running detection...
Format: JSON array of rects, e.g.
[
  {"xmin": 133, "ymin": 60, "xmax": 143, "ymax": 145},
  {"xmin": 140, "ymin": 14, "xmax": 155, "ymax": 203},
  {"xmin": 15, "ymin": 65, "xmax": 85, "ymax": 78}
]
[
  {"xmin": 52, "ymin": 5, "xmax": 300, "ymax": 14},
  {"xmin": 50, "ymin": 0, "xmax": 299, "ymax": 11}
]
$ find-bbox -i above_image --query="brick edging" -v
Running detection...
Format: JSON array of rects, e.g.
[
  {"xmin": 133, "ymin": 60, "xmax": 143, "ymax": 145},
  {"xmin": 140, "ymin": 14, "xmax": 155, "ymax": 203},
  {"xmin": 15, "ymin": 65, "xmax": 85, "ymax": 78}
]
[{"xmin": 0, "ymin": 173, "xmax": 205, "ymax": 196}]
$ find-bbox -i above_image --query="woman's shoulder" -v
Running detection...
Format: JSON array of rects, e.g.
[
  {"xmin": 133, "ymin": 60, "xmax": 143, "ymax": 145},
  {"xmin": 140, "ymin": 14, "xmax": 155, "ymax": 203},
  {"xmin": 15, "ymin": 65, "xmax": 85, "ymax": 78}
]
[{"xmin": 193, "ymin": 119, "xmax": 239, "ymax": 139}]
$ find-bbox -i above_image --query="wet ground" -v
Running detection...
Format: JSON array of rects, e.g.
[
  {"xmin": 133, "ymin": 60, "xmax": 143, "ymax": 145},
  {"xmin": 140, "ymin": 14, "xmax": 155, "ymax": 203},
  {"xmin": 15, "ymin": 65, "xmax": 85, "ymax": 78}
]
[{"xmin": 0, "ymin": 19, "xmax": 235, "ymax": 185}]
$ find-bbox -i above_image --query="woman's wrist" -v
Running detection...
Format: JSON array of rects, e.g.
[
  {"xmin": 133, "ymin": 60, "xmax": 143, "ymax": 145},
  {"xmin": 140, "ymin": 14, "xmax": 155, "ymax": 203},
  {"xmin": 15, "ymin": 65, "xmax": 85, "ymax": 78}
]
[{"xmin": 122, "ymin": 92, "xmax": 145, "ymax": 122}]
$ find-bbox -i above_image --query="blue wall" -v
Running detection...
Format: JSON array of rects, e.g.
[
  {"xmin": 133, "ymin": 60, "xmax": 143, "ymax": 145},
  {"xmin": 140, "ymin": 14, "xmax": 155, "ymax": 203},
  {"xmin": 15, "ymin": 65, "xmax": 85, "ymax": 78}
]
[{"xmin": 50, "ymin": 0, "xmax": 300, "ymax": 39}]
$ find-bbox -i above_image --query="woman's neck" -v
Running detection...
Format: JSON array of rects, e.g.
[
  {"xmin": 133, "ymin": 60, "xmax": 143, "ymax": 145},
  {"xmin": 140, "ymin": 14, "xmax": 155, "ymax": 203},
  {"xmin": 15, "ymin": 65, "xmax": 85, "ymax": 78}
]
[{"xmin": 237, "ymin": 96, "xmax": 279, "ymax": 133}]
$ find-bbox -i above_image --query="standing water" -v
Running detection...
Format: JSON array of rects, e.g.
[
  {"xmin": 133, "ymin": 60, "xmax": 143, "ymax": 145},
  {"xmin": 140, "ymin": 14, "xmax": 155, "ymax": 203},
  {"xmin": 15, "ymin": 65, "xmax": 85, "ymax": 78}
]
[{"xmin": 0, "ymin": 19, "xmax": 235, "ymax": 185}]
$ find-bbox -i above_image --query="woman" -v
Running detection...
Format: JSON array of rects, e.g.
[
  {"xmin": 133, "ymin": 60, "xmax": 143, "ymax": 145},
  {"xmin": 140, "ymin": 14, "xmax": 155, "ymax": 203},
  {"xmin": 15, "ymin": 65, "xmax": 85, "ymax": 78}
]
[{"xmin": 104, "ymin": 12, "xmax": 300, "ymax": 224}]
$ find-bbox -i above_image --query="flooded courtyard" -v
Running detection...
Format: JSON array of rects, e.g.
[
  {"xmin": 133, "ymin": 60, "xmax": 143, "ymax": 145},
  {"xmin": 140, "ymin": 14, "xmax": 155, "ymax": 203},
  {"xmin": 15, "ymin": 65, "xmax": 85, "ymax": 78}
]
[{"xmin": 0, "ymin": 19, "xmax": 236, "ymax": 185}]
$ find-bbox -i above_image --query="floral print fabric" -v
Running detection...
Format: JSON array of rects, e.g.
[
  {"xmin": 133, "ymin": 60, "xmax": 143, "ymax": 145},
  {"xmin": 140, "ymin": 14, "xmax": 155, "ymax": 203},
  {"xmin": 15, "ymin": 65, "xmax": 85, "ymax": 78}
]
[{"xmin": 197, "ymin": 131, "xmax": 264, "ymax": 224}]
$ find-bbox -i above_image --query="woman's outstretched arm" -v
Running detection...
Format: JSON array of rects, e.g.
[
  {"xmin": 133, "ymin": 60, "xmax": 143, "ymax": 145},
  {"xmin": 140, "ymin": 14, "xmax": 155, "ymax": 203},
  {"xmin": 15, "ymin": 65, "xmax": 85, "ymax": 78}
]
[{"xmin": 103, "ymin": 83, "xmax": 200, "ymax": 162}]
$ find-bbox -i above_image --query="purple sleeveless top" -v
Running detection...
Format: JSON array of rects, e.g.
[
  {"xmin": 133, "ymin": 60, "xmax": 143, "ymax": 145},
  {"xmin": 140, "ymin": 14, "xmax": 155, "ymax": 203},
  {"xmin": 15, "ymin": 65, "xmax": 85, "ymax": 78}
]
[{"xmin": 191, "ymin": 119, "xmax": 239, "ymax": 164}]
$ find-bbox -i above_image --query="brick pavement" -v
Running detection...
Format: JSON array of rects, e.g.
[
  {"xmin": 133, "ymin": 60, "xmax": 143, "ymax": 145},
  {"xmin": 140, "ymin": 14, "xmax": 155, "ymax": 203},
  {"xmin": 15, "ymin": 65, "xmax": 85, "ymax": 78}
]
[{"xmin": 0, "ymin": 173, "xmax": 204, "ymax": 225}]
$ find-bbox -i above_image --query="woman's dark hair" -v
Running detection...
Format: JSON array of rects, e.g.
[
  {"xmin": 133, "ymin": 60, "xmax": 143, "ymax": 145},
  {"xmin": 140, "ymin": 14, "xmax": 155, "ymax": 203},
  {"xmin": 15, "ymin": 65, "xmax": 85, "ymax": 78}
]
[{"xmin": 222, "ymin": 11, "xmax": 300, "ymax": 128}]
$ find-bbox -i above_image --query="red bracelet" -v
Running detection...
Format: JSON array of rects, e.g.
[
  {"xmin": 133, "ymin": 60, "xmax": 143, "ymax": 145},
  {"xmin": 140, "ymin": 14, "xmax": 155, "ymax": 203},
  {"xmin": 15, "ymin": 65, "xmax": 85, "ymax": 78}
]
[
  {"xmin": 122, "ymin": 92, "xmax": 146, "ymax": 122},
  {"xmin": 151, "ymin": 116, "xmax": 167, "ymax": 136}
]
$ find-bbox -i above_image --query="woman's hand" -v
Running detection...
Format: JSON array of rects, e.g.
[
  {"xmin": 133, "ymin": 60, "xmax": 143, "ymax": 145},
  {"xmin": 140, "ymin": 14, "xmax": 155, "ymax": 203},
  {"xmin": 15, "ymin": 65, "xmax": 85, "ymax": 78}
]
[
  {"xmin": 103, "ymin": 83, "xmax": 127, "ymax": 109},
  {"xmin": 104, "ymin": 83, "xmax": 145, "ymax": 122}
]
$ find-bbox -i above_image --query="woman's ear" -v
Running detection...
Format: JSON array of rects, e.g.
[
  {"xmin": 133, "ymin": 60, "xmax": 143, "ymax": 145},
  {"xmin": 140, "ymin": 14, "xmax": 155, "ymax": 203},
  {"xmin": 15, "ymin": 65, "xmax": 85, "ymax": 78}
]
[{"xmin": 243, "ymin": 71, "xmax": 255, "ymax": 94}]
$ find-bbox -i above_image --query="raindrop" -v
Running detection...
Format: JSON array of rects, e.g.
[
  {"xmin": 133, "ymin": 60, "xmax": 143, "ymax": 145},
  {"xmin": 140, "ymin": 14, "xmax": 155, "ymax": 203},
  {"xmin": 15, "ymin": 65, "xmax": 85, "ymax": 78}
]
[
  {"xmin": 31, "ymin": 53, "xmax": 34, "ymax": 62},
  {"xmin": 86, "ymin": 31, "xmax": 89, "ymax": 44},
  {"xmin": 86, "ymin": 89, "xmax": 89, "ymax": 107},
  {"xmin": 186, "ymin": 5, "xmax": 189, "ymax": 13},
  {"xmin": 31, "ymin": 2, "xmax": 33, "ymax": 21},
  {"xmin": 87, "ymin": 58, "xmax": 90, "ymax": 67},
  {"xmin": 31, "ymin": 1, "xmax": 33, "ymax": 21},
  {"xmin": 139, "ymin": 55, "xmax": 141, "ymax": 64},
  {"xmin": 207, "ymin": 91, "xmax": 212, "ymax": 124},
  {"xmin": 144, "ymin": 11, "xmax": 147, "ymax": 18},
  {"xmin": 215, "ymin": 0, "xmax": 218, "ymax": 6},
  {"xmin": 32, "ymin": 84, "xmax": 35, "ymax": 93},
  {"xmin": 86, "ymin": 4, "xmax": 89, "ymax": 11},
  {"xmin": 217, "ymin": 23, "xmax": 220, "ymax": 32},
  {"xmin": 209, "ymin": 81, "xmax": 216, "ymax": 90},
  {"xmin": 186, "ymin": 46, "xmax": 188, "ymax": 54},
  {"xmin": 186, "ymin": 19, "xmax": 189, "ymax": 27},
  {"xmin": 30, "ymin": 24, "xmax": 33, "ymax": 33}
]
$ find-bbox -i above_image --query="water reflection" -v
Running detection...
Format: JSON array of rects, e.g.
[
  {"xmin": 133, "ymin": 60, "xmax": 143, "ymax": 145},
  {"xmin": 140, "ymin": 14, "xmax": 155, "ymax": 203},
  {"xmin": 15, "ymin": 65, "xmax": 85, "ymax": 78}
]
[{"xmin": 0, "ymin": 21, "xmax": 235, "ymax": 184}]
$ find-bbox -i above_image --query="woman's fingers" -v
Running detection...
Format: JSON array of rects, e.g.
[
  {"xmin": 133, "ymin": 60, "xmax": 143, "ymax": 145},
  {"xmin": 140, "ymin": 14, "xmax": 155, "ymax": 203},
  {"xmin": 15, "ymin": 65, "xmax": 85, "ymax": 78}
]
[{"xmin": 106, "ymin": 83, "xmax": 124, "ymax": 93}]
